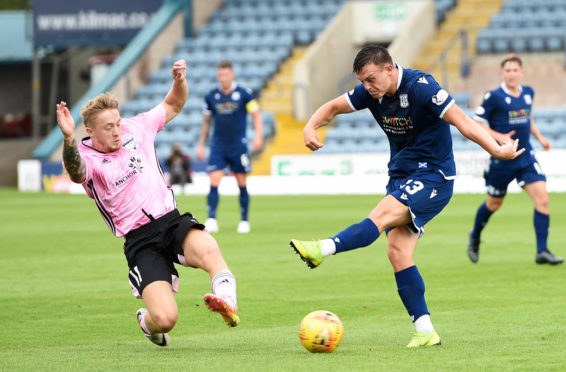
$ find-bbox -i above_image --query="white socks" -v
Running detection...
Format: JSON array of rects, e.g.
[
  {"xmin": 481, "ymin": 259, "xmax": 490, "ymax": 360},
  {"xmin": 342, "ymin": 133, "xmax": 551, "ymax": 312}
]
[
  {"xmin": 320, "ymin": 239, "xmax": 337, "ymax": 257},
  {"xmin": 414, "ymin": 314, "xmax": 434, "ymax": 333},
  {"xmin": 211, "ymin": 269, "xmax": 237, "ymax": 304}
]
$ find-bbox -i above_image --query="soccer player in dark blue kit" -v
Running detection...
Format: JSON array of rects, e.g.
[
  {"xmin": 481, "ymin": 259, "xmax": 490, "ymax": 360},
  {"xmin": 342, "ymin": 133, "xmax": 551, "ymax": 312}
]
[
  {"xmin": 197, "ymin": 60, "xmax": 263, "ymax": 234},
  {"xmin": 290, "ymin": 45, "xmax": 525, "ymax": 347},
  {"xmin": 467, "ymin": 54, "xmax": 562, "ymax": 265}
]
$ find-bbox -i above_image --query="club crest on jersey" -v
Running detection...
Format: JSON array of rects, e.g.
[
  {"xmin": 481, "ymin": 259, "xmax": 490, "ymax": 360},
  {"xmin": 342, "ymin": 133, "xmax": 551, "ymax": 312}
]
[
  {"xmin": 400, "ymin": 94, "xmax": 409, "ymax": 108},
  {"xmin": 505, "ymin": 97, "xmax": 511, "ymax": 104},
  {"xmin": 129, "ymin": 157, "xmax": 143, "ymax": 173},
  {"xmin": 122, "ymin": 137, "xmax": 138, "ymax": 151},
  {"xmin": 231, "ymin": 91, "xmax": 241, "ymax": 101},
  {"xmin": 114, "ymin": 158, "xmax": 143, "ymax": 188},
  {"xmin": 418, "ymin": 162, "xmax": 428, "ymax": 168}
]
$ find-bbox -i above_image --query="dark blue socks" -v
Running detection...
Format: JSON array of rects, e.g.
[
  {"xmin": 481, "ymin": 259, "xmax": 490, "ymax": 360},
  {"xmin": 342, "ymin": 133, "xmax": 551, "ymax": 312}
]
[
  {"xmin": 239, "ymin": 186, "xmax": 249, "ymax": 221},
  {"xmin": 332, "ymin": 218, "xmax": 380, "ymax": 253},
  {"xmin": 207, "ymin": 186, "xmax": 219, "ymax": 218},
  {"xmin": 534, "ymin": 209, "xmax": 549, "ymax": 253},
  {"xmin": 471, "ymin": 202, "xmax": 493, "ymax": 240},
  {"xmin": 395, "ymin": 265, "xmax": 429, "ymax": 322}
]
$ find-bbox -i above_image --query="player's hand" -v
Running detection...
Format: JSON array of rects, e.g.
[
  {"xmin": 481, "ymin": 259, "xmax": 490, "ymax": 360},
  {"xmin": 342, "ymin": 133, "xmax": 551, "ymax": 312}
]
[
  {"xmin": 196, "ymin": 144, "xmax": 205, "ymax": 160},
  {"xmin": 172, "ymin": 59, "xmax": 187, "ymax": 81},
  {"xmin": 252, "ymin": 134, "xmax": 263, "ymax": 152},
  {"xmin": 304, "ymin": 126, "xmax": 323, "ymax": 151},
  {"xmin": 495, "ymin": 138, "xmax": 525, "ymax": 160},
  {"xmin": 539, "ymin": 135, "xmax": 552, "ymax": 151},
  {"xmin": 56, "ymin": 101, "xmax": 76, "ymax": 139},
  {"xmin": 495, "ymin": 130, "xmax": 515, "ymax": 145}
]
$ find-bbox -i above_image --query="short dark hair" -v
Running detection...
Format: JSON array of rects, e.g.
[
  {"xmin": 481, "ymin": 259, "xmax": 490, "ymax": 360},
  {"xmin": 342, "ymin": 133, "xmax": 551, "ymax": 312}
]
[
  {"xmin": 353, "ymin": 44, "xmax": 393, "ymax": 74},
  {"xmin": 501, "ymin": 53, "xmax": 522, "ymax": 68},
  {"xmin": 217, "ymin": 60, "xmax": 233, "ymax": 69}
]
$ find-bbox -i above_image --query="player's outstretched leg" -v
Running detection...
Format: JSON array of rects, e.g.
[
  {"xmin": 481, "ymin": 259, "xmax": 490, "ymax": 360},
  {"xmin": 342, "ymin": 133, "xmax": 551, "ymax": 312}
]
[
  {"xmin": 204, "ymin": 293, "xmax": 240, "ymax": 327},
  {"xmin": 204, "ymin": 269, "xmax": 239, "ymax": 327},
  {"xmin": 290, "ymin": 239, "xmax": 324, "ymax": 269},
  {"xmin": 136, "ymin": 308, "xmax": 170, "ymax": 347},
  {"xmin": 290, "ymin": 218, "xmax": 380, "ymax": 269}
]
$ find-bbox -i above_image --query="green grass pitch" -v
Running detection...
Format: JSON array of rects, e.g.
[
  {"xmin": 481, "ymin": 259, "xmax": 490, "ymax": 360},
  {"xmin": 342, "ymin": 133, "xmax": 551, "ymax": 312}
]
[{"xmin": 1, "ymin": 189, "xmax": 565, "ymax": 371}]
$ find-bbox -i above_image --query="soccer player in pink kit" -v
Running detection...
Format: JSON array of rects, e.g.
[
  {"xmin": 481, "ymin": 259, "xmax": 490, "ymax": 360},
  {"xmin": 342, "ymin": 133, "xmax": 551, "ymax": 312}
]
[{"xmin": 56, "ymin": 59, "xmax": 239, "ymax": 347}]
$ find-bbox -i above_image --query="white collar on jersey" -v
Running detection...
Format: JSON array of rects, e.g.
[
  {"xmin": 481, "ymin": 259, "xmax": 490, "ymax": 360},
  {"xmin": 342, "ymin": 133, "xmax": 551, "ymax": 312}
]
[
  {"xmin": 379, "ymin": 64, "xmax": 403, "ymax": 103},
  {"xmin": 218, "ymin": 81, "xmax": 238, "ymax": 95},
  {"xmin": 500, "ymin": 82, "xmax": 522, "ymax": 96},
  {"xmin": 396, "ymin": 64, "xmax": 403, "ymax": 90}
]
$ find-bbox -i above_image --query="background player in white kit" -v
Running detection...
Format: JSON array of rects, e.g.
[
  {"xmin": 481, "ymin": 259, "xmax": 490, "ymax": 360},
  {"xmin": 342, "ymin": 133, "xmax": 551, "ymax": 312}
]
[{"xmin": 56, "ymin": 59, "xmax": 239, "ymax": 347}]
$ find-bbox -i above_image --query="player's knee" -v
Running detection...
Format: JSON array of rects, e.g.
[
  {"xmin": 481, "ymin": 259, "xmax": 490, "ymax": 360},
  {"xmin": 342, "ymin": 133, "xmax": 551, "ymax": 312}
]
[
  {"xmin": 152, "ymin": 310, "xmax": 178, "ymax": 332},
  {"xmin": 536, "ymin": 194, "xmax": 549, "ymax": 210},
  {"xmin": 486, "ymin": 198, "xmax": 503, "ymax": 211},
  {"xmin": 387, "ymin": 244, "xmax": 408, "ymax": 266}
]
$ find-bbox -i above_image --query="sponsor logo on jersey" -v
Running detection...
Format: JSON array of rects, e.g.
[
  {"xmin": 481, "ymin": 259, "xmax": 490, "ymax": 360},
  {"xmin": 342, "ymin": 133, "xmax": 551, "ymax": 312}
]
[
  {"xmin": 215, "ymin": 101, "xmax": 238, "ymax": 114},
  {"xmin": 432, "ymin": 89, "xmax": 449, "ymax": 105},
  {"xmin": 475, "ymin": 106, "xmax": 486, "ymax": 115},
  {"xmin": 417, "ymin": 76, "xmax": 428, "ymax": 84},
  {"xmin": 400, "ymin": 193, "xmax": 408, "ymax": 200},
  {"xmin": 122, "ymin": 137, "xmax": 138, "ymax": 151},
  {"xmin": 400, "ymin": 94, "xmax": 409, "ymax": 108},
  {"xmin": 508, "ymin": 108, "xmax": 531, "ymax": 125},
  {"xmin": 381, "ymin": 116, "xmax": 413, "ymax": 127},
  {"xmin": 102, "ymin": 159, "xmax": 111, "ymax": 164}
]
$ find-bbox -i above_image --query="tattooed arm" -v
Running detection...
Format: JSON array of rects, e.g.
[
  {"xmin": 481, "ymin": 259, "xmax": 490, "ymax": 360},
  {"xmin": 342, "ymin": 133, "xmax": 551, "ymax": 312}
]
[{"xmin": 57, "ymin": 102, "xmax": 86, "ymax": 183}]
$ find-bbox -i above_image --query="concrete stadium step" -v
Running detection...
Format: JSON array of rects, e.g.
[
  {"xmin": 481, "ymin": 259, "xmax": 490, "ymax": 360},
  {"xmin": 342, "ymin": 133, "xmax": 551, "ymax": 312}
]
[
  {"xmin": 410, "ymin": 0, "xmax": 504, "ymax": 90},
  {"xmin": 252, "ymin": 46, "xmax": 317, "ymax": 175}
]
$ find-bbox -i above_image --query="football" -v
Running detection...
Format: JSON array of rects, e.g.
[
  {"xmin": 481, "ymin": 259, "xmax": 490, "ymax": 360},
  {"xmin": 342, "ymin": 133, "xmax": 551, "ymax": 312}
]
[{"xmin": 298, "ymin": 310, "xmax": 344, "ymax": 353}]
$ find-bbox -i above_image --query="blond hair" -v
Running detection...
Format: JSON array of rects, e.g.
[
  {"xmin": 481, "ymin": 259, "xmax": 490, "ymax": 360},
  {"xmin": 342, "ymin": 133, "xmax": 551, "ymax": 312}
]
[
  {"xmin": 80, "ymin": 92, "xmax": 119, "ymax": 127},
  {"xmin": 500, "ymin": 54, "xmax": 522, "ymax": 68}
]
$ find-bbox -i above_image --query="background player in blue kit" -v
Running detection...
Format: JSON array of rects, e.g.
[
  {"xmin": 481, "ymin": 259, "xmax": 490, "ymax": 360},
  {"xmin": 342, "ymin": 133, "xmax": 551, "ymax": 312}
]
[
  {"xmin": 467, "ymin": 54, "xmax": 562, "ymax": 265},
  {"xmin": 197, "ymin": 60, "xmax": 263, "ymax": 234},
  {"xmin": 289, "ymin": 45, "xmax": 525, "ymax": 348}
]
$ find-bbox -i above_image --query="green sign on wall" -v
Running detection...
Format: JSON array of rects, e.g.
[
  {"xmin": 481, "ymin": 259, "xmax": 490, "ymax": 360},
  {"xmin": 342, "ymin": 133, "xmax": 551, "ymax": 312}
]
[{"xmin": 374, "ymin": 2, "xmax": 408, "ymax": 20}]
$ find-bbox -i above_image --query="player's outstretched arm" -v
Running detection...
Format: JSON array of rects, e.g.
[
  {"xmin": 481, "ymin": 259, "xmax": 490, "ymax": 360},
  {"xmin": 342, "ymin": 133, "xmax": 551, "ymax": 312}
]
[
  {"xmin": 304, "ymin": 95, "xmax": 353, "ymax": 151},
  {"xmin": 444, "ymin": 104, "xmax": 525, "ymax": 160},
  {"xmin": 162, "ymin": 59, "xmax": 188, "ymax": 123},
  {"xmin": 57, "ymin": 102, "xmax": 86, "ymax": 183}
]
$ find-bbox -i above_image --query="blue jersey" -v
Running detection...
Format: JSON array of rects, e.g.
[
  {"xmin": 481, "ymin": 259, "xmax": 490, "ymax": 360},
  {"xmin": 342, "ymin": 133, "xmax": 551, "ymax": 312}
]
[
  {"xmin": 473, "ymin": 83, "xmax": 535, "ymax": 169},
  {"xmin": 345, "ymin": 66, "xmax": 456, "ymax": 179},
  {"xmin": 203, "ymin": 82, "xmax": 257, "ymax": 150}
]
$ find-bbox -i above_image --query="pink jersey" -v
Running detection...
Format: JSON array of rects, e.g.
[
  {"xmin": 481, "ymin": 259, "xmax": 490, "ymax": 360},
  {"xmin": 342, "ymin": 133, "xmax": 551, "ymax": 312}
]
[{"xmin": 68, "ymin": 104, "xmax": 177, "ymax": 237}]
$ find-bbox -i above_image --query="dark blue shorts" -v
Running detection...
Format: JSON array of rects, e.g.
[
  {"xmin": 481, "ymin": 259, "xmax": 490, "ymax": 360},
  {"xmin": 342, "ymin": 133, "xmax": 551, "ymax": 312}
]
[
  {"xmin": 386, "ymin": 170, "xmax": 454, "ymax": 237},
  {"xmin": 207, "ymin": 144, "xmax": 250, "ymax": 174},
  {"xmin": 484, "ymin": 159, "xmax": 546, "ymax": 197}
]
